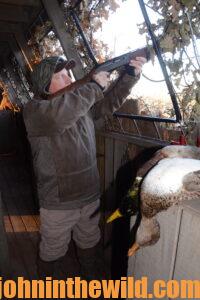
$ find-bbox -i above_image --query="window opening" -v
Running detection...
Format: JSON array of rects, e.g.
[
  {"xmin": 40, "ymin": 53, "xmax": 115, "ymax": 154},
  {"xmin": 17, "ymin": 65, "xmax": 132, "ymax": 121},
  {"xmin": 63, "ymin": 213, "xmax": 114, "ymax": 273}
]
[
  {"xmin": 27, "ymin": 9, "xmax": 65, "ymax": 63},
  {"xmin": 64, "ymin": 0, "xmax": 182, "ymax": 124},
  {"xmin": 63, "ymin": 0, "xmax": 200, "ymax": 145}
]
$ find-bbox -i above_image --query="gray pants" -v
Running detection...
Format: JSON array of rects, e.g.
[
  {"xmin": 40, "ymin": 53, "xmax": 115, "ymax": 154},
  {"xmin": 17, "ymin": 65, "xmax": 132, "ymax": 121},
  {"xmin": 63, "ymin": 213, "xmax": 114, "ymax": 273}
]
[{"xmin": 40, "ymin": 199, "xmax": 101, "ymax": 261}]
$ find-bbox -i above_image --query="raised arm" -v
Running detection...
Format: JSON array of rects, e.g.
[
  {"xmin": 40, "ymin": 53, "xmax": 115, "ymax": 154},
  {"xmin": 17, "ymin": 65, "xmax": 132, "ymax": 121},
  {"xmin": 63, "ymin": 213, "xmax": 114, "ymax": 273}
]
[{"xmin": 92, "ymin": 57, "xmax": 147, "ymax": 121}]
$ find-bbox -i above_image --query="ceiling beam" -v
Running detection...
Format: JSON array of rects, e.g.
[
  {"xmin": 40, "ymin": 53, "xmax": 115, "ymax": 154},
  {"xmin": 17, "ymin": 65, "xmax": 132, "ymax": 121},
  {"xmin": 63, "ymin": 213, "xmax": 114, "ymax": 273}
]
[
  {"xmin": 0, "ymin": 0, "xmax": 40, "ymax": 7},
  {"xmin": 42, "ymin": 0, "xmax": 84, "ymax": 79},
  {"xmin": 15, "ymin": 31, "xmax": 34, "ymax": 71},
  {"xmin": 0, "ymin": 22, "xmax": 21, "ymax": 33},
  {"xmin": 0, "ymin": 23, "xmax": 34, "ymax": 69},
  {"xmin": 0, "ymin": 33, "xmax": 30, "ymax": 79},
  {"xmin": 0, "ymin": 4, "xmax": 29, "ymax": 23}
]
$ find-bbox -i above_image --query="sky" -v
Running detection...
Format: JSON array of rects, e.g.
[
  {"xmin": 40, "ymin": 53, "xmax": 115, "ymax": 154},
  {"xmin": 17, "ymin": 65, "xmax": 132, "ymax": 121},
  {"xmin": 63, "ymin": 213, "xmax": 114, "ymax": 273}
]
[{"xmin": 94, "ymin": 0, "xmax": 175, "ymax": 114}]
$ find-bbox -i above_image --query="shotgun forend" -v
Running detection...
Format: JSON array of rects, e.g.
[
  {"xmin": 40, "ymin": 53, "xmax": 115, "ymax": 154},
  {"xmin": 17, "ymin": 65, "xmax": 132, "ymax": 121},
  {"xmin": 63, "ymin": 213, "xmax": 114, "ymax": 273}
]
[{"xmin": 95, "ymin": 47, "xmax": 151, "ymax": 73}]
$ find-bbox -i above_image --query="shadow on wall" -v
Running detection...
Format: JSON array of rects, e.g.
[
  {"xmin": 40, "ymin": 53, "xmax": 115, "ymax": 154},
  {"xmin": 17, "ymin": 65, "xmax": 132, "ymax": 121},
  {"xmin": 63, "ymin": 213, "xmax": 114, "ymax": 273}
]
[
  {"xmin": 109, "ymin": 147, "xmax": 161, "ymax": 279},
  {"xmin": 0, "ymin": 106, "xmax": 39, "ymax": 212}
]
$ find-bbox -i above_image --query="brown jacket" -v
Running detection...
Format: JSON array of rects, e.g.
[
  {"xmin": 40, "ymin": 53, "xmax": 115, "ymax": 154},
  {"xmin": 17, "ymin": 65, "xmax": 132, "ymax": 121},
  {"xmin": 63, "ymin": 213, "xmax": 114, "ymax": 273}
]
[{"xmin": 23, "ymin": 72, "xmax": 139, "ymax": 210}]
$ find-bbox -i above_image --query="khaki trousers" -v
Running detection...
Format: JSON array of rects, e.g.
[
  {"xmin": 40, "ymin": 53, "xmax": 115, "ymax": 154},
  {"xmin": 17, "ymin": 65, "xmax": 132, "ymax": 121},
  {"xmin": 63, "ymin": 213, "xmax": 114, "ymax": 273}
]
[{"xmin": 39, "ymin": 199, "xmax": 101, "ymax": 261}]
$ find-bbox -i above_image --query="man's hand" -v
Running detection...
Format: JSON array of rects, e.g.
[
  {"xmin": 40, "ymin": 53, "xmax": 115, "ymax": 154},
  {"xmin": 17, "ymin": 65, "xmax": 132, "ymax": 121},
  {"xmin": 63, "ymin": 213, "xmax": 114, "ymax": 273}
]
[
  {"xmin": 92, "ymin": 71, "xmax": 110, "ymax": 89},
  {"xmin": 92, "ymin": 56, "xmax": 147, "ymax": 87},
  {"xmin": 129, "ymin": 56, "xmax": 147, "ymax": 76}
]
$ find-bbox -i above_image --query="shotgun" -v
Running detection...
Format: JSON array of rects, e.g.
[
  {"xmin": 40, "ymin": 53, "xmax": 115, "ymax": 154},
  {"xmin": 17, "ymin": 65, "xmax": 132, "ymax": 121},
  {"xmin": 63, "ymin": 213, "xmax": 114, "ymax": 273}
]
[
  {"xmin": 95, "ymin": 46, "xmax": 150, "ymax": 73},
  {"xmin": 48, "ymin": 46, "xmax": 151, "ymax": 99}
]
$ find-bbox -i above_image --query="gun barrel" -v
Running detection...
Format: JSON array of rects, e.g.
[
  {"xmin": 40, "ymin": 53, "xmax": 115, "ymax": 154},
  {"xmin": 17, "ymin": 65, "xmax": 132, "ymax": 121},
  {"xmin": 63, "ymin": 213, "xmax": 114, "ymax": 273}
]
[{"xmin": 95, "ymin": 47, "xmax": 151, "ymax": 73}]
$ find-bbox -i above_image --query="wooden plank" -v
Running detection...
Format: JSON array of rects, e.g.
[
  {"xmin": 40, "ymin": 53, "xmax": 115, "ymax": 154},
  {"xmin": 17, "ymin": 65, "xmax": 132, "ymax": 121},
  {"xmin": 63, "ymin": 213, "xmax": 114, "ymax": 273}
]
[
  {"xmin": 0, "ymin": 4, "xmax": 29, "ymax": 23},
  {"xmin": 0, "ymin": 192, "xmax": 11, "ymax": 277},
  {"xmin": 0, "ymin": 23, "xmax": 34, "ymax": 70},
  {"xmin": 96, "ymin": 134, "xmax": 105, "ymax": 160},
  {"xmin": 3, "ymin": 57, "xmax": 31, "ymax": 103},
  {"xmin": 15, "ymin": 31, "xmax": 34, "ymax": 71},
  {"xmin": 113, "ymin": 140, "xmax": 127, "ymax": 178},
  {"xmin": 42, "ymin": 0, "xmax": 85, "ymax": 79},
  {"xmin": 0, "ymin": 158, "xmax": 39, "ymax": 279},
  {"xmin": 33, "ymin": 215, "xmax": 40, "ymax": 229},
  {"xmin": 1, "ymin": 201, "xmax": 13, "ymax": 233},
  {"xmin": 4, "ymin": 159, "xmax": 40, "ymax": 242},
  {"xmin": 97, "ymin": 155, "xmax": 105, "ymax": 193},
  {"xmin": 0, "ymin": 59, "xmax": 18, "ymax": 101},
  {"xmin": 2, "ymin": 166, "xmax": 40, "ymax": 278},
  {"xmin": 3, "ymin": 199, "xmax": 38, "ymax": 279},
  {"xmin": 101, "ymin": 138, "xmax": 115, "ymax": 270},
  {"xmin": 9, "ymin": 35, "xmax": 30, "ymax": 80},
  {"xmin": 97, "ymin": 130, "xmax": 169, "ymax": 148},
  {"xmin": 9, "ymin": 215, "xmax": 26, "ymax": 233},
  {"xmin": 0, "ymin": 33, "xmax": 30, "ymax": 79},
  {"xmin": 20, "ymin": 213, "xmax": 40, "ymax": 248},
  {"xmin": 3, "ymin": 215, "xmax": 13, "ymax": 233},
  {"xmin": 2, "ymin": 200, "xmax": 28, "ymax": 278},
  {"xmin": 104, "ymin": 138, "xmax": 114, "ymax": 190},
  {"xmin": 9, "ymin": 35, "xmax": 30, "ymax": 79},
  {"xmin": 96, "ymin": 135, "xmax": 105, "ymax": 192},
  {"xmin": 7, "ymin": 237, "xmax": 28, "ymax": 279},
  {"xmin": 21, "ymin": 215, "xmax": 39, "ymax": 232}
]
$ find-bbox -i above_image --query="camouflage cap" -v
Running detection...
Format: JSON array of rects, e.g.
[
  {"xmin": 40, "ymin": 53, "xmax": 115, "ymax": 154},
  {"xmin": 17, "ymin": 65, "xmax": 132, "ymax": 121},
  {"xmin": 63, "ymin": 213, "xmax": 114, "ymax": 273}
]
[{"xmin": 31, "ymin": 56, "xmax": 75, "ymax": 96}]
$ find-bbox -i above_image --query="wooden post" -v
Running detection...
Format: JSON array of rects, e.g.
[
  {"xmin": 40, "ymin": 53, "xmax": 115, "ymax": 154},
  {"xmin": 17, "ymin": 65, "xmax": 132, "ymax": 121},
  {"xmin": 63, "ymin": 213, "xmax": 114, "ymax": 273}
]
[
  {"xmin": 0, "ymin": 22, "xmax": 33, "ymax": 71},
  {"xmin": 0, "ymin": 59, "xmax": 17, "ymax": 102},
  {"xmin": 8, "ymin": 35, "xmax": 31, "ymax": 81},
  {"xmin": 0, "ymin": 22, "xmax": 34, "ymax": 72},
  {"xmin": 0, "ymin": 33, "xmax": 30, "ymax": 81},
  {"xmin": 4, "ymin": 57, "xmax": 31, "ymax": 104},
  {"xmin": 42, "ymin": 0, "xmax": 84, "ymax": 79},
  {"xmin": 14, "ymin": 31, "xmax": 34, "ymax": 72},
  {"xmin": 0, "ymin": 33, "xmax": 29, "ymax": 78}
]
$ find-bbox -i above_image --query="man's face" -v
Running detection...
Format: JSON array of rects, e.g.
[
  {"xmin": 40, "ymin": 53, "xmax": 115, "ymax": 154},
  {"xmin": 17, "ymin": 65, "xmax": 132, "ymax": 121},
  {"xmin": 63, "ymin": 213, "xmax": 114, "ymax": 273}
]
[{"xmin": 48, "ymin": 68, "xmax": 72, "ymax": 94}]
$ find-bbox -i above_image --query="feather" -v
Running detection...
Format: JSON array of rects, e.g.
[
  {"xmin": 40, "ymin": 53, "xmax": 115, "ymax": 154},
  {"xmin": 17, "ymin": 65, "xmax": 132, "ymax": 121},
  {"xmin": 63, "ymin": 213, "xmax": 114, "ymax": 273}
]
[{"xmin": 128, "ymin": 145, "xmax": 200, "ymax": 256}]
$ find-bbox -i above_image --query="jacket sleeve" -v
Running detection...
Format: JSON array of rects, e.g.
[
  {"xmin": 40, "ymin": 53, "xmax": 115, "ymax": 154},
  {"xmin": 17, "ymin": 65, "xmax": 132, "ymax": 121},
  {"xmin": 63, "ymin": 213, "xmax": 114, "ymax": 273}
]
[
  {"xmin": 92, "ymin": 71, "xmax": 140, "ymax": 121},
  {"xmin": 23, "ymin": 82, "xmax": 104, "ymax": 135}
]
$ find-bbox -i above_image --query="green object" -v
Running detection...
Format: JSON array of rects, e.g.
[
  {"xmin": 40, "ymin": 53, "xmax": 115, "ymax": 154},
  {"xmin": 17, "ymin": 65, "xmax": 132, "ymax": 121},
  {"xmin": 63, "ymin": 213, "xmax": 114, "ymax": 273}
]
[
  {"xmin": 107, "ymin": 176, "xmax": 142, "ymax": 223},
  {"xmin": 31, "ymin": 56, "xmax": 61, "ymax": 96}
]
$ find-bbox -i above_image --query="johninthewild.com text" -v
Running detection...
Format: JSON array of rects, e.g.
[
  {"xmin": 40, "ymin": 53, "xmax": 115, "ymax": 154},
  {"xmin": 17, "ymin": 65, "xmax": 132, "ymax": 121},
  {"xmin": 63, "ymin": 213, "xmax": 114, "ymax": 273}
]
[{"xmin": 1, "ymin": 276, "xmax": 200, "ymax": 299}]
